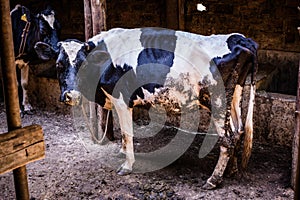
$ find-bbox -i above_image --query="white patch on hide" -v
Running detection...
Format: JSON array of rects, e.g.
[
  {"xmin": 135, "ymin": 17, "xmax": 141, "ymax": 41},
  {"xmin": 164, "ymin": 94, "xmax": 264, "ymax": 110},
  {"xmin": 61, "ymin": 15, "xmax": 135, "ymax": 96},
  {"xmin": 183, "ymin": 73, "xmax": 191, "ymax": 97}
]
[
  {"xmin": 88, "ymin": 28, "xmax": 126, "ymax": 44},
  {"xmin": 103, "ymin": 28, "xmax": 143, "ymax": 70},
  {"xmin": 176, "ymin": 31, "xmax": 244, "ymax": 59},
  {"xmin": 245, "ymin": 84, "xmax": 255, "ymax": 135},
  {"xmin": 60, "ymin": 41, "xmax": 83, "ymax": 66},
  {"xmin": 171, "ymin": 31, "xmax": 218, "ymax": 100},
  {"xmin": 231, "ymin": 85, "xmax": 244, "ymax": 132},
  {"xmin": 42, "ymin": 12, "xmax": 55, "ymax": 29}
]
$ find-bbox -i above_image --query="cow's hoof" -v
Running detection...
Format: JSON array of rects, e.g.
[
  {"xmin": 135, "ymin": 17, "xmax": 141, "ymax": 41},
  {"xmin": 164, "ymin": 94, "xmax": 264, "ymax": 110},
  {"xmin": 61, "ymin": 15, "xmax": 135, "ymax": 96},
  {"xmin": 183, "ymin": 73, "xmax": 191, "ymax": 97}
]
[
  {"xmin": 24, "ymin": 109, "xmax": 35, "ymax": 115},
  {"xmin": 202, "ymin": 181, "xmax": 217, "ymax": 190},
  {"xmin": 116, "ymin": 151, "xmax": 126, "ymax": 158},
  {"xmin": 225, "ymin": 167, "xmax": 238, "ymax": 178},
  {"xmin": 116, "ymin": 166, "xmax": 132, "ymax": 176},
  {"xmin": 92, "ymin": 136, "xmax": 109, "ymax": 145},
  {"xmin": 240, "ymin": 170, "xmax": 250, "ymax": 180}
]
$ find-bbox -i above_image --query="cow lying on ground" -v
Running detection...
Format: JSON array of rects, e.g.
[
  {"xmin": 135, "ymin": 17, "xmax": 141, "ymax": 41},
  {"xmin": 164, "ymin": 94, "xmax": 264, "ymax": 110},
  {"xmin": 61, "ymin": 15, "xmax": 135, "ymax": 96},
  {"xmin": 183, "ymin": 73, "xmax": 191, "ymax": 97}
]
[
  {"xmin": 10, "ymin": 5, "xmax": 60, "ymax": 116},
  {"xmin": 55, "ymin": 28, "xmax": 258, "ymax": 189}
]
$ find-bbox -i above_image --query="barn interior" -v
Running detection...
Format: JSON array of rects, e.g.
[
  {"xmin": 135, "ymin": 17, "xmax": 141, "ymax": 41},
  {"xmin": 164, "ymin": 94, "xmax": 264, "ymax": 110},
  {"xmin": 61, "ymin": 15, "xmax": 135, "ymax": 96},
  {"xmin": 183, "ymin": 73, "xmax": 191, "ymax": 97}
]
[
  {"xmin": 4, "ymin": 0, "xmax": 299, "ymax": 143},
  {"xmin": 0, "ymin": 0, "xmax": 300, "ymax": 198}
]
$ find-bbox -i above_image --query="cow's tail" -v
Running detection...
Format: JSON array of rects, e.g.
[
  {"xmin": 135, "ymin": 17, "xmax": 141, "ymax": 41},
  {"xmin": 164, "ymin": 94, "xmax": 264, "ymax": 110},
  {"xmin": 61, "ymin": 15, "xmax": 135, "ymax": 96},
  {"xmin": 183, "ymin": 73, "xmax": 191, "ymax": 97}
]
[{"xmin": 241, "ymin": 53, "xmax": 257, "ymax": 171}]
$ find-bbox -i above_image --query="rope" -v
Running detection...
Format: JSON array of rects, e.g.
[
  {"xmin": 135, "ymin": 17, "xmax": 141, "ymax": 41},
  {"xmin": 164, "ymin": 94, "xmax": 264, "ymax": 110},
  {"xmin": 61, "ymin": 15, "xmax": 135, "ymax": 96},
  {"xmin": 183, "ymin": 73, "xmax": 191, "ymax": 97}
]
[
  {"xmin": 16, "ymin": 21, "xmax": 31, "ymax": 59},
  {"xmin": 81, "ymin": 103, "xmax": 110, "ymax": 144}
]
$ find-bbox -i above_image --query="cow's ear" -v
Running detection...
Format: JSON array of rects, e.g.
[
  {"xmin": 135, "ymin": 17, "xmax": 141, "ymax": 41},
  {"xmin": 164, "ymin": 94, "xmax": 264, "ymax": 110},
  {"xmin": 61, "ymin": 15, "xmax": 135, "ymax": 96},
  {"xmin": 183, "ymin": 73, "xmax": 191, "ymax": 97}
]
[{"xmin": 84, "ymin": 42, "xmax": 96, "ymax": 53}]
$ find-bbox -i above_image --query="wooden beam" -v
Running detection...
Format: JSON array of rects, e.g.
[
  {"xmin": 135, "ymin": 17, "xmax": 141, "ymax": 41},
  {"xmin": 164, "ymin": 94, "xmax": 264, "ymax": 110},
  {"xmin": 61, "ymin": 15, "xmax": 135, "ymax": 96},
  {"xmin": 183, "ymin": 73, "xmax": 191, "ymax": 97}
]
[
  {"xmin": 91, "ymin": 0, "xmax": 102, "ymax": 35},
  {"xmin": 0, "ymin": 125, "xmax": 45, "ymax": 175},
  {"xmin": 165, "ymin": 0, "xmax": 179, "ymax": 30},
  {"xmin": 85, "ymin": 0, "xmax": 106, "ymax": 39},
  {"xmin": 0, "ymin": 0, "xmax": 31, "ymax": 199},
  {"xmin": 100, "ymin": 0, "xmax": 107, "ymax": 31},
  {"xmin": 178, "ymin": 0, "xmax": 185, "ymax": 30},
  {"xmin": 294, "ymin": 60, "xmax": 300, "ymax": 200},
  {"xmin": 84, "ymin": 0, "xmax": 93, "ymax": 41}
]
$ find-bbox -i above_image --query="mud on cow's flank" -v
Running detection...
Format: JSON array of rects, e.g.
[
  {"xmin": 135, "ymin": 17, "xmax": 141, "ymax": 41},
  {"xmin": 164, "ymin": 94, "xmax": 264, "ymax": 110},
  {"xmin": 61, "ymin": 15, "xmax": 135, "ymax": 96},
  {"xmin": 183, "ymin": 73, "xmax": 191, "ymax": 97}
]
[{"xmin": 55, "ymin": 27, "xmax": 258, "ymax": 189}]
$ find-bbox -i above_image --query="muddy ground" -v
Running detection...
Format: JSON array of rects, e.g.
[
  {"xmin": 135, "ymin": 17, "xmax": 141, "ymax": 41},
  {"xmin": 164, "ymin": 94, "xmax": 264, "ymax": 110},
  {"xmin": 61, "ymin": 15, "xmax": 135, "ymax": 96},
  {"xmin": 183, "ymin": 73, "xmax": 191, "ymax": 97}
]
[{"xmin": 0, "ymin": 102, "xmax": 295, "ymax": 199}]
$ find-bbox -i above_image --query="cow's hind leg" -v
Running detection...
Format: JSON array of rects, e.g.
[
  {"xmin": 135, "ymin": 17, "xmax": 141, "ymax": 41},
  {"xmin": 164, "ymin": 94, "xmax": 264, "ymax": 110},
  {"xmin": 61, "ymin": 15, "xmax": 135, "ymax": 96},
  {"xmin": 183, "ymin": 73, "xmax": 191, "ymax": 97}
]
[
  {"xmin": 226, "ymin": 85, "xmax": 244, "ymax": 176},
  {"xmin": 20, "ymin": 64, "xmax": 34, "ymax": 114},
  {"xmin": 203, "ymin": 144, "xmax": 232, "ymax": 190}
]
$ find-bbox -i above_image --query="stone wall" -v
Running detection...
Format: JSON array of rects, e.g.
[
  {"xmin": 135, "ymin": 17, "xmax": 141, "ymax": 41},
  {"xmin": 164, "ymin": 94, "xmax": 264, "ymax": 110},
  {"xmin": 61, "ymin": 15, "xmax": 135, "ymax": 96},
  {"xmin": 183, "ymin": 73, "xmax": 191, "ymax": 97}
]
[
  {"xmin": 252, "ymin": 91, "xmax": 296, "ymax": 146},
  {"xmin": 9, "ymin": 1, "xmax": 300, "ymax": 54},
  {"xmin": 185, "ymin": 0, "xmax": 300, "ymax": 52},
  {"xmin": 106, "ymin": 0, "xmax": 167, "ymax": 29}
]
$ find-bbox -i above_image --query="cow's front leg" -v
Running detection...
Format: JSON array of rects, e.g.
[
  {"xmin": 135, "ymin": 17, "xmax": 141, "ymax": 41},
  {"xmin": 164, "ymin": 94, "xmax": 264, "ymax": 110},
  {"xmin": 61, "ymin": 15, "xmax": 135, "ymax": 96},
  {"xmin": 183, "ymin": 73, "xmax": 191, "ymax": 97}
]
[
  {"xmin": 116, "ymin": 107, "xmax": 134, "ymax": 175},
  {"xmin": 117, "ymin": 131, "xmax": 135, "ymax": 175},
  {"xmin": 102, "ymin": 89, "xmax": 135, "ymax": 175},
  {"xmin": 20, "ymin": 64, "xmax": 34, "ymax": 114}
]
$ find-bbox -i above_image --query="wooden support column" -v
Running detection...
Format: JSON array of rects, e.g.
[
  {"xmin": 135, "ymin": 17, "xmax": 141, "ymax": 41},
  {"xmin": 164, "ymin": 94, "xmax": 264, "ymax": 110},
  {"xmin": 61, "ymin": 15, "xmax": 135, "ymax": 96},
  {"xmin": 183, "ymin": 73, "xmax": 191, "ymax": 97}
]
[
  {"xmin": 83, "ymin": 0, "xmax": 111, "ymax": 143},
  {"xmin": 84, "ymin": 0, "xmax": 93, "ymax": 41},
  {"xmin": 294, "ymin": 60, "xmax": 300, "ymax": 200},
  {"xmin": 99, "ymin": 0, "xmax": 107, "ymax": 31},
  {"xmin": 292, "ymin": 26, "xmax": 300, "ymax": 200},
  {"xmin": 0, "ymin": 2, "xmax": 45, "ymax": 200},
  {"xmin": 165, "ymin": 0, "xmax": 179, "ymax": 30},
  {"xmin": 91, "ymin": 0, "xmax": 101, "ymax": 35},
  {"xmin": 0, "ymin": 1, "xmax": 29, "ymax": 199},
  {"xmin": 178, "ymin": 0, "xmax": 185, "ymax": 30},
  {"xmin": 84, "ymin": 0, "xmax": 107, "ymax": 40}
]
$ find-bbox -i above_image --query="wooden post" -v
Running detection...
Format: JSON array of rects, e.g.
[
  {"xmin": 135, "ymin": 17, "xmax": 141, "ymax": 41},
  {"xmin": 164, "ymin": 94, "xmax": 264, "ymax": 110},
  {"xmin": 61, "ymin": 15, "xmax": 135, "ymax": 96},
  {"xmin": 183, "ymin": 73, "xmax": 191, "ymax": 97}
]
[
  {"xmin": 0, "ymin": 1, "xmax": 29, "ymax": 199},
  {"xmin": 100, "ymin": 0, "xmax": 107, "ymax": 31},
  {"xmin": 294, "ymin": 61, "xmax": 300, "ymax": 200},
  {"xmin": 84, "ymin": 0, "xmax": 93, "ymax": 41},
  {"xmin": 83, "ymin": 0, "xmax": 111, "ymax": 143},
  {"xmin": 84, "ymin": 0, "xmax": 106, "ymax": 40},
  {"xmin": 165, "ymin": 0, "xmax": 179, "ymax": 30},
  {"xmin": 91, "ymin": 0, "xmax": 101, "ymax": 35},
  {"xmin": 178, "ymin": 0, "xmax": 185, "ymax": 30}
]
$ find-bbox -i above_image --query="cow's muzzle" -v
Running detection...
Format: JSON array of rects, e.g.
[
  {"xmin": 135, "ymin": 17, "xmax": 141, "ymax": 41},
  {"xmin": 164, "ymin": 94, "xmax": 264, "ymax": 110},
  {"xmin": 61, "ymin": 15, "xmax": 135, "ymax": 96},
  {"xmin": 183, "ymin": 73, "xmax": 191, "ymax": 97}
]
[{"xmin": 61, "ymin": 90, "xmax": 82, "ymax": 106}]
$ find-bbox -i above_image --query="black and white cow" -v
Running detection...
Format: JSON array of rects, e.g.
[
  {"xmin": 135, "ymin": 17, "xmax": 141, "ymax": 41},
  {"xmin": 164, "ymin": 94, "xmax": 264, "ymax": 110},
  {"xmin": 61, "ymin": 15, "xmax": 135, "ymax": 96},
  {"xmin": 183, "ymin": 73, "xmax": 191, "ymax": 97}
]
[
  {"xmin": 10, "ymin": 5, "xmax": 60, "ymax": 115},
  {"xmin": 55, "ymin": 28, "xmax": 258, "ymax": 189}
]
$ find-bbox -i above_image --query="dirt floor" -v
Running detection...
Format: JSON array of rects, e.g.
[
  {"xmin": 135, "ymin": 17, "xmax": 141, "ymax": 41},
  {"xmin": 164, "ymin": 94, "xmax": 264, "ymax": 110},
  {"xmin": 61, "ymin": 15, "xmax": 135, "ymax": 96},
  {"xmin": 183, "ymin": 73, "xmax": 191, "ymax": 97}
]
[{"xmin": 0, "ymin": 102, "xmax": 295, "ymax": 200}]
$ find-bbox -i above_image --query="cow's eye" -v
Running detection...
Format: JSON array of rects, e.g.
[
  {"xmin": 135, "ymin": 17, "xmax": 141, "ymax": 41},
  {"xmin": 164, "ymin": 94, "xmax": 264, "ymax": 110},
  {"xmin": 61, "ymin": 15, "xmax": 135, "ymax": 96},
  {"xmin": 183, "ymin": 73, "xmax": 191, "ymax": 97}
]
[{"xmin": 40, "ymin": 29, "xmax": 47, "ymax": 35}]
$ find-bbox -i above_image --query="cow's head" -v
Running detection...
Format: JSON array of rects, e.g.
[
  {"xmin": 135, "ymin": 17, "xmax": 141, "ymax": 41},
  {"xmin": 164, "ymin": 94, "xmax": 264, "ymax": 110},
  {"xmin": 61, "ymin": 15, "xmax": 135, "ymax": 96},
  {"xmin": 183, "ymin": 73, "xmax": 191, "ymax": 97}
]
[
  {"xmin": 34, "ymin": 6, "xmax": 61, "ymax": 60},
  {"xmin": 56, "ymin": 39, "xmax": 97, "ymax": 106}
]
